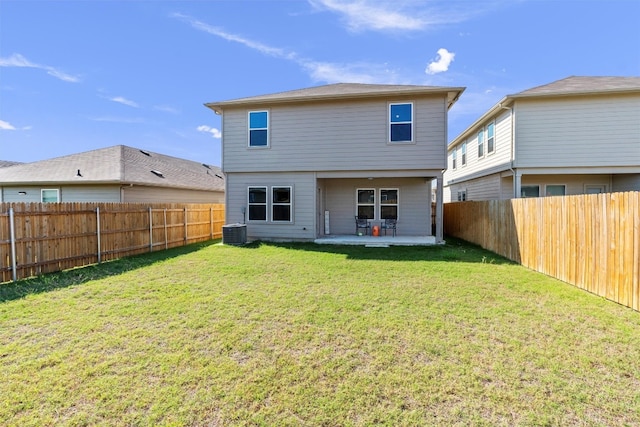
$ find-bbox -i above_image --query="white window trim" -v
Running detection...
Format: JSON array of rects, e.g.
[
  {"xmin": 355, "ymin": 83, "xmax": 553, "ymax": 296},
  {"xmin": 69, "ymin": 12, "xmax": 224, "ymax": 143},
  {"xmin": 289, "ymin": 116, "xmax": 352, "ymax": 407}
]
[
  {"xmin": 41, "ymin": 188, "xmax": 60, "ymax": 203},
  {"xmin": 477, "ymin": 129, "xmax": 485, "ymax": 159},
  {"xmin": 451, "ymin": 149, "xmax": 457, "ymax": 170},
  {"xmin": 461, "ymin": 142, "xmax": 467, "ymax": 167},
  {"xmin": 388, "ymin": 102, "xmax": 414, "ymax": 144},
  {"xmin": 486, "ymin": 121, "xmax": 496, "ymax": 155},
  {"xmin": 457, "ymin": 189, "xmax": 467, "ymax": 202},
  {"xmin": 247, "ymin": 186, "xmax": 268, "ymax": 222},
  {"xmin": 379, "ymin": 188, "xmax": 399, "ymax": 221},
  {"xmin": 271, "ymin": 186, "xmax": 293, "ymax": 223},
  {"xmin": 584, "ymin": 184, "xmax": 607, "ymax": 194},
  {"xmin": 356, "ymin": 188, "xmax": 376, "ymax": 220},
  {"xmin": 521, "ymin": 185, "xmax": 540, "ymax": 198},
  {"xmin": 248, "ymin": 110, "xmax": 269, "ymax": 148},
  {"xmin": 545, "ymin": 184, "xmax": 566, "ymax": 197}
]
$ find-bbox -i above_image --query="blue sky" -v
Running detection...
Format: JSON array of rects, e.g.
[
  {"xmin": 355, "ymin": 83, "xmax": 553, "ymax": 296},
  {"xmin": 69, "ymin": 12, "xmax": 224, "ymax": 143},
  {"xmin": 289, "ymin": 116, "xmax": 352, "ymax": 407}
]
[{"xmin": 1, "ymin": 0, "xmax": 639, "ymax": 166}]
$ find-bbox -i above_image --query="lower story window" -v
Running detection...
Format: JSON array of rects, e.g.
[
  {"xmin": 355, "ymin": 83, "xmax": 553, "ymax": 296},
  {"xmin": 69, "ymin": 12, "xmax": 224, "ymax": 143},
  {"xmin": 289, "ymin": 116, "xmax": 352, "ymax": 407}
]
[
  {"xmin": 380, "ymin": 189, "xmax": 398, "ymax": 219},
  {"xmin": 521, "ymin": 185, "xmax": 540, "ymax": 198},
  {"xmin": 545, "ymin": 185, "xmax": 566, "ymax": 196},
  {"xmin": 457, "ymin": 190, "xmax": 467, "ymax": 202},
  {"xmin": 272, "ymin": 187, "xmax": 292, "ymax": 222},
  {"xmin": 357, "ymin": 189, "xmax": 375, "ymax": 219},
  {"xmin": 41, "ymin": 189, "xmax": 59, "ymax": 203},
  {"xmin": 248, "ymin": 187, "xmax": 267, "ymax": 221}
]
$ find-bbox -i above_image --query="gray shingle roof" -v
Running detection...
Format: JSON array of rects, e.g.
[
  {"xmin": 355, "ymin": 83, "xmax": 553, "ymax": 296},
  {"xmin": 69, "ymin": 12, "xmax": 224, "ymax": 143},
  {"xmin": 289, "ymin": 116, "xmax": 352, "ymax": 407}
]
[
  {"xmin": 0, "ymin": 161, "xmax": 23, "ymax": 168},
  {"xmin": 206, "ymin": 82, "xmax": 465, "ymax": 112},
  {"xmin": 512, "ymin": 76, "xmax": 640, "ymax": 98},
  {"xmin": 0, "ymin": 145, "xmax": 224, "ymax": 192}
]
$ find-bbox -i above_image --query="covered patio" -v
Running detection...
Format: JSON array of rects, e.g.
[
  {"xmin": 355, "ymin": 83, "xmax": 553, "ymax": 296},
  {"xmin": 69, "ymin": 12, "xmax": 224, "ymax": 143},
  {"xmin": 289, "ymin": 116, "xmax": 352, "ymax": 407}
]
[{"xmin": 314, "ymin": 234, "xmax": 438, "ymax": 247}]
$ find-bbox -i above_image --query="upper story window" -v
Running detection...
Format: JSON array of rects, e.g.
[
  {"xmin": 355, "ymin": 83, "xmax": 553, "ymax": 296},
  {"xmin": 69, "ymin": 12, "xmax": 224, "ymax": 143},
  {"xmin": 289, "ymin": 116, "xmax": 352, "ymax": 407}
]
[
  {"xmin": 41, "ymin": 189, "xmax": 59, "ymax": 203},
  {"xmin": 487, "ymin": 122, "xmax": 495, "ymax": 153},
  {"xmin": 248, "ymin": 111, "xmax": 269, "ymax": 147},
  {"xmin": 389, "ymin": 103, "xmax": 413, "ymax": 143},
  {"xmin": 452, "ymin": 149, "xmax": 457, "ymax": 170},
  {"xmin": 461, "ymin": 142, "xmax": 467, "ymax": 166},
  {"xmin": 477, "ymin": 129, "xmax": 484, "ymax": 158}
]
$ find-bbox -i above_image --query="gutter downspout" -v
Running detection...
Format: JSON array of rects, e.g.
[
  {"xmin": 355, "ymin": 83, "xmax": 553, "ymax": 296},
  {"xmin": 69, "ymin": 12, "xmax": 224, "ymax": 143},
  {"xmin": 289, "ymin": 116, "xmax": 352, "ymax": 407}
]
[{"xmin": 500, "ymin": 103, "xmax": 517, "ymax": 198}]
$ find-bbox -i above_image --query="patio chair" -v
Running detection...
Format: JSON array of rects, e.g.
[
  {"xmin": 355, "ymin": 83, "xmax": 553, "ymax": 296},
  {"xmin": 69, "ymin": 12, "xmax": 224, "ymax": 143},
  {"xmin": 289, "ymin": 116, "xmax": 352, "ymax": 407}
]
[
  {"xmin": 381, "ymin": 218, "xmax": 397, "ymax": 237},
  {"xmin": 355, "ymin": 216, "xmax": 371, "ymax": 235}
]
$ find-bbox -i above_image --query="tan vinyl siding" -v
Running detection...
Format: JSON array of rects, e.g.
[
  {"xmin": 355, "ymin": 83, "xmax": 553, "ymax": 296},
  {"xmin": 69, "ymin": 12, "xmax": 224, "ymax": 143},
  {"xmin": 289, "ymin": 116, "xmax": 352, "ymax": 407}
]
[
  {"xmin": 60, "ymin": 185, "xmax": 121, "ymax": 202},
  {"xmin": 122, "ymin": 186, "xmax": 224, "ymax": 203},
  {"xmin": 226, "ymin": 172, "xmax": 316, "ymax": 241},
  {"xmin": 324, "ymin": 178, "xmax": 431, "ymax": 236},
  {"xmin": 612, "ymin": 174, "xmax": 640, "ymax": 192},
  {"xmin": 520, "ymin": 174, "xmax": 612, "ymax": 195},
  {"xmin": 515, "ymin": 94, "xmax": 640, "ymax": 167},
  {"xmin": 223, "ymin": 97, "xmax": 447, "ymax": 173},
  {"xmin": 444, "ymin": 110, "xmax": 512, "ymax": 184}
]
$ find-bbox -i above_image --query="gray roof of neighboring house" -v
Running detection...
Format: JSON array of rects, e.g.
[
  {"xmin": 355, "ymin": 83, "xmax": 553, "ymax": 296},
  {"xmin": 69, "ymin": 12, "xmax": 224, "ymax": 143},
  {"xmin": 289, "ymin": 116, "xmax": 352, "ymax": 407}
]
[
  {"xmin": 0, "ymin": 145, "xmax": 224, "ymax": 192},
  {"xmin": 512, "ymin": 76, "xmax": 640, "ymax": 98},
  {"xmin": 0, "ymin": 160, "xmax": 23, "ymax": 168},
  {"xmin": 449, "ymin": 76, "xmax": 640, "ymax": 148},
  {"xmin": 206, "ymin": 82, "xmax": 466, "ymax": 113}
]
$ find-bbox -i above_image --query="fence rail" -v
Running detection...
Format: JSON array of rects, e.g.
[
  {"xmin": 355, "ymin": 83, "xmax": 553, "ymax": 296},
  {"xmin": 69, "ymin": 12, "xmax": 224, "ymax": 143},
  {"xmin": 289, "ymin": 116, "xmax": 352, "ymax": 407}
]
[
  {"xmin": 443, "ymin": 192, "xmax": 640, "ymax": 311},
  {"xmin": 0, "ymin": 202, "xmax": 225, "ymax": 283}
]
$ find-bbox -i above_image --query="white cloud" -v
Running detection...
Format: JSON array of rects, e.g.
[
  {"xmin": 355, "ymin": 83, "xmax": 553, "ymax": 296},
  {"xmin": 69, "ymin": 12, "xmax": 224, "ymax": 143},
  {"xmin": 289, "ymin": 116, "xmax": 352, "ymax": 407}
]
[
  {"xmin": 425, "ymin": 48, "xmax": 455, "ymax": 75},
  {"xmin": 171, "ymin": 13, "xmax": 296, "ymax": 60},
  {"xmin": 0, "ymin": 53, "xmax": 80, "ymax": 83},
  {"xmin": 308, "ymin": 0, "xmax": 426, "ymax": 31},
  {"xmin": 154, "ymin": 105, "xmax": 180, "ymax": 114},
  {"xmin": 174, "ymin": 13, "xmax": 405, "ymax": 84},
  {"xmin": 0, "ymin": 119, "xmax": 17, "ymax": 130},
  {"xmin": 110, "ymin": 96, "xmax": 139, "ymax": 108},
  {"xmin": 197, "ymin": 125, "xmax": 221, "ymax": 139}
]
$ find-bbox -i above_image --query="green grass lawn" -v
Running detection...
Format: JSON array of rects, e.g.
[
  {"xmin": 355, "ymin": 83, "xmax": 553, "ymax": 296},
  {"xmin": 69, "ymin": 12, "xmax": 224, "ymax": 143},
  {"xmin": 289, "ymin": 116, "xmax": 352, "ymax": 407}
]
[{"xmin": 1, "ymin": 239, "xmax": 639, "ymax": 426}]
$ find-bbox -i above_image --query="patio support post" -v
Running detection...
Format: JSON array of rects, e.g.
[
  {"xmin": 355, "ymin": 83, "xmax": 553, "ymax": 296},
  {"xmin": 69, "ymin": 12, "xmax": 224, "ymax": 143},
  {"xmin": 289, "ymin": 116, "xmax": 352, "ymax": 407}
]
[{"xmin": 435, "ymin": 175, "xmax": 444, "ymax": 243}]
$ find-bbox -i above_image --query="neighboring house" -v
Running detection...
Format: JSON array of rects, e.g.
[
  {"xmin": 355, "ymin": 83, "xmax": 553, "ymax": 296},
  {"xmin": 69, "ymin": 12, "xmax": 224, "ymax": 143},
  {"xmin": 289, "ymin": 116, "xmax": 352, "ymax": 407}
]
[
  {"xmin": 0, "ymin": 145, "xmax": 224, "ymax": 203},
  {"xmin": 206, "ymin": 83, "xmax": 465, "ymax": 242},
  {"xmin": 0, "ymin": 161, "xmax": 23, "ymax": 168},
  {"xmin": 444, "ymin": 76, "xmax": 640, "ymax": 202}
]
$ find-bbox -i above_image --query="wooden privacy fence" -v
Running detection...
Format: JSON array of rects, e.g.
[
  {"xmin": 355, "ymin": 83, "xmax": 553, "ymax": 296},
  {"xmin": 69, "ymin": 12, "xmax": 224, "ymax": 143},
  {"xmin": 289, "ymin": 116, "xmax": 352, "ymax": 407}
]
[
  {"xmin": 0, "ymin": 202, "xmax": 225, "ymax": 283},
  {"xmin": 444, "ymin": 192, "xmax": 640, "ymax": 311}
]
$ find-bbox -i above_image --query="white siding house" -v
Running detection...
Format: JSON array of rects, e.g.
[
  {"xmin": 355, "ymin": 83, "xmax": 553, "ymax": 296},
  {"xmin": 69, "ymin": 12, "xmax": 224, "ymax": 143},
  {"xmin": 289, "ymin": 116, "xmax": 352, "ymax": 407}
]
[
  {"xmin": 444, "ymin": 76, "xmax": 640, "ymax": 201},
  {"xmin": 0, "ymin": 145, "xmax": 225, "ymax": 203},
  {"xmin": 206, "ymin": 83, "xmax": 465, "ymax": 243}
]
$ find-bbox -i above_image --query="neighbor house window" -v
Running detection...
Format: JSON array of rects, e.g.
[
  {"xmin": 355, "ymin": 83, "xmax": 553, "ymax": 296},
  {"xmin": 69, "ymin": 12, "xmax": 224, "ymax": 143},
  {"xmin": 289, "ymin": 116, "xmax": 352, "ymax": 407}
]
[
  {"xmin": 389, "ymin": 103, "xmax": 413, "ymax": 142},
  {"xmin": 248, "ymin": 111, "xmax": 268, "ymax": 147},
  {"xmin": 457, "ymin": 190, "xmax": 467, "ymax": 201},
  {"xmin": 477, "ymin": 129, "xmax": 484, "ymax": 158},
  {"xmin": 357, "ymin": 189, "xmax": 375, "ymax": 219},
  {"xmin": 487, "ymin": 122, "xmax": 495, "ymax": 153},
  {"xmin": 521, "ymin": 185, "xmax": 540, "ymax": 198},
  {"xmin": 41, "ymin": 189, "xmax": 59, "ymax": 203},
  {"xmin": 585, "ymin": 184, "xmax": 606, "ymax": 194},
  {"xmin": 545, "ymin": 185, "xmax": 566, "ymax": 196},
  {"xmin": 248, "ymin": 187, "xmax": 267, "ymax": 220},
  {"xmin": 380, "ymin": 189, "xmax": 399, "ymax": 220},
  {"xmin": 272, "ymin": 187, "xmax": 292, "ymax": 222},
  {"xmin": 452, "ymin": 149, "xmax": 457, "ymax": 169},
  {"xmin": 461, "ymin": 142, "xmax": 467, "ymax": 166}
]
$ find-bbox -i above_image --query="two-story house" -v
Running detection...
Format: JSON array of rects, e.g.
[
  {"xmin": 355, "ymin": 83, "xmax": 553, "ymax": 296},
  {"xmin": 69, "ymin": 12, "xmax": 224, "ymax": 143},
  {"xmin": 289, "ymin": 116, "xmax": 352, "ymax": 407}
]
[
  {"xmin": 444, "ymin": 76, "xmax": 640, "ymax": 202},
  {"xmin": 206, "ymin": 83, "xmax": 465, "ymax": 243}
]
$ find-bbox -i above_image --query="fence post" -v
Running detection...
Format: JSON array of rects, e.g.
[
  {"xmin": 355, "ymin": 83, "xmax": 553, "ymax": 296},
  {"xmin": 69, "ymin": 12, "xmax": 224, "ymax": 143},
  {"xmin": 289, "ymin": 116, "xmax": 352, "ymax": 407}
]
[
  {"xmin": 163, "ymin": 208, "xmax": 168, "ymax": 250},
  {"xmin": 149, "ymin": 207, "xmax": 153, "ymax": 252},
  {"xmin": 184, "ymin": 207, "xmax": 188, "ymax": 244},
  {"xmin": 96, "ymin": 207, "xmax": 101, "ymax": 263},
  {"xmin": 210, "ymin": 206, "xmax": 213, "ymax": 240},
  {"xmin": 9, "ymin": 207, "xmax": 17, "ymax": 282}
]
